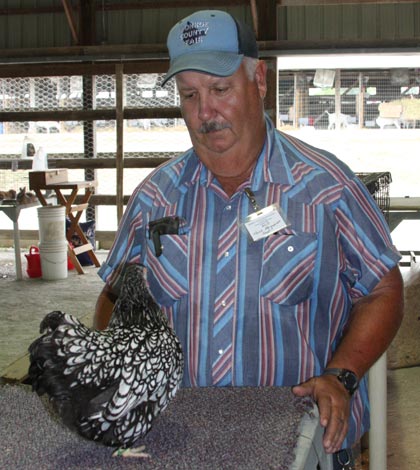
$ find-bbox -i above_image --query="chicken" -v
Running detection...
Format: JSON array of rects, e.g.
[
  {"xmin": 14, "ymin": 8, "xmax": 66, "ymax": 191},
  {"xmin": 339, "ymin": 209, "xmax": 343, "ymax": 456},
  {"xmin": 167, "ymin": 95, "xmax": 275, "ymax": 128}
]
[{"xmin": 28, "ymin": 264, "xmax": 184, "ymax": 451}]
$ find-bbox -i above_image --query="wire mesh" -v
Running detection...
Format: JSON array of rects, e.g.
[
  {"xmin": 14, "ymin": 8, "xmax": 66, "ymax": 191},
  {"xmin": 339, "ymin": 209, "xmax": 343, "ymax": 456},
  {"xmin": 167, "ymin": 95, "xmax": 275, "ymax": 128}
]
[
  {"xmin": 1, "ymin": 67, "xmax": 418, "ymax": 231},
  {"xmin": 0, "ymin": 72, "xmax": 187, "ymax": 154},
  {"xmin": 0, "ymin": 73, "xmax": 186, "ymax": 140},
  {"xmin": 356, "ymin": 172, "xmax": 392, "ymax": 220},
  {"xmin": 0, "ymin": 168, "xmax": 29, "ymax": 195},
  {"xmin": 278, "ymin": 69, "xmax": 419, "ymax": 129},
  {"xmin": 0, "ymin": 72, "xmax": 189, "ymax": 230}
]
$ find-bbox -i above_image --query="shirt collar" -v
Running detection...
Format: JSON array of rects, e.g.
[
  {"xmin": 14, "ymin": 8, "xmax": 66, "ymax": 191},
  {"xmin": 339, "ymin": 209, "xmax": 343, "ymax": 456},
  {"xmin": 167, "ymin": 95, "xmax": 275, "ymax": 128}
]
[
  {"xmin": 258, "ymin": 115, "xmax": 296, "ymax": 187},
  {"xmin": 176, "ymin": 114, "xmax": 296, "ymax": 191}
]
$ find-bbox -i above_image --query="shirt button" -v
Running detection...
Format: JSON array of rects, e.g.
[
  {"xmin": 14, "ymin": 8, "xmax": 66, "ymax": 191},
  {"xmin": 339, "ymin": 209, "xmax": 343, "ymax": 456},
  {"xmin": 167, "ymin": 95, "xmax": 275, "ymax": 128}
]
[
  {"xmin": 218, "ymin": 349, "xmax": 224, "ymax": 355},
  {"xmin": 221, "ymin": 300, "xmax": 226, "ymax": 307},
  {"xmin": 288, "ymin": 246, "xmax": 294, "ymax": 252},
  {"xmin": 225, "ymin": 205, "xmax": 232, "ymax": 211},
  {"xmin": 224, "ymin": 251, "xmax": 229, "ymax": 257}
]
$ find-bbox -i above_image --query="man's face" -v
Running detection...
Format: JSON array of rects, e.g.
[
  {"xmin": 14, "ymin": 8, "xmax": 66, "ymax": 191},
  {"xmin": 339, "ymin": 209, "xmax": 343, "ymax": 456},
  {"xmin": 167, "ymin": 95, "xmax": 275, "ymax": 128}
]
[{"xmin": 175, "ymin": 61, "xmax": 267, "ymax": 163}]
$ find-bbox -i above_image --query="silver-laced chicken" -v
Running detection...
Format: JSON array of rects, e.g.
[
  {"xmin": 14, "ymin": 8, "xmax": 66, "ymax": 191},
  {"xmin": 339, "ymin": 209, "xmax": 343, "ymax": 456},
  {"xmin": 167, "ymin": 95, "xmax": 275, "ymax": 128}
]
[{"xmin": 28, "ymin": 264, "xmax": 184, "ymax": 456}]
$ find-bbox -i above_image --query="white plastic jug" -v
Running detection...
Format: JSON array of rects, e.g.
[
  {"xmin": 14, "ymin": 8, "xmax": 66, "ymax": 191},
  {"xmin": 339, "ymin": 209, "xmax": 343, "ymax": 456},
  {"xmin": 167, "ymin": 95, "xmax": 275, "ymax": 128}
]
[{"xmin": 32, "ymin": 147, "xmax": 48, "ymax": 171}]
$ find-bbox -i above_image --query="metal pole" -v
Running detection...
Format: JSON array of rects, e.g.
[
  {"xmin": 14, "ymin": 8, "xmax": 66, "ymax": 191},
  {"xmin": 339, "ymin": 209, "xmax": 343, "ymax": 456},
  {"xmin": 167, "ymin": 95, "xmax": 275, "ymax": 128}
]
[
  {"xmin": 368, "ymin": 352, "xmax": 387, "ymax": 470},
  {"xmin": 13, "ymin": 219, "xmax": 23, "ymax": 280}
]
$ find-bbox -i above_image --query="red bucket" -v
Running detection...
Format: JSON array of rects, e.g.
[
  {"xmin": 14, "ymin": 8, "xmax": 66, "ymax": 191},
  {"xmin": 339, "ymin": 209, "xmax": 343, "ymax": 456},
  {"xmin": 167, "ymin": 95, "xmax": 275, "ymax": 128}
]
[{"xmin": 25, "ymin": 245, "xmax": 42, "ymax": 278}]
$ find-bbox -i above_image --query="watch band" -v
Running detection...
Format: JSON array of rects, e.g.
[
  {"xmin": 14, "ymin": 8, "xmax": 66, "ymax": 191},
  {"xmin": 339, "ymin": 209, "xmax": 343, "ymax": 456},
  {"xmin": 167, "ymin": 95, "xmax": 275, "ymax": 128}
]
[{"xmin": 323, "ymin": 368, "xmax": 359, "ymax": 396}]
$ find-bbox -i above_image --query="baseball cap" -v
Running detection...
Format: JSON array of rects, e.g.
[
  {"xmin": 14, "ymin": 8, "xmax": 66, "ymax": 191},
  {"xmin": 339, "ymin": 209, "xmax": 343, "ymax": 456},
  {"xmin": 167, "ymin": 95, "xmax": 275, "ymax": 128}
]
[{"xmin": 162, "ymin": 10, "xmax": 258, "ymax": 85}]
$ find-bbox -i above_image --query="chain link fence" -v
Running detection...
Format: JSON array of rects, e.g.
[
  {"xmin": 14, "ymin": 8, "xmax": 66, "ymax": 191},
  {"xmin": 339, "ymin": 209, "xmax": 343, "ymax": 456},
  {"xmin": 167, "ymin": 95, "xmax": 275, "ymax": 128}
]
[
  {"xmin": 278, "ymin": 69, "xmax": 419, "ymax": 130},
  {"xmin": 0, "ymin": 72, "xmax": 188, "ymax": 158},
  {"xmin": 1, "ymin": 67, "xmax": 419, "ymax": 232}
]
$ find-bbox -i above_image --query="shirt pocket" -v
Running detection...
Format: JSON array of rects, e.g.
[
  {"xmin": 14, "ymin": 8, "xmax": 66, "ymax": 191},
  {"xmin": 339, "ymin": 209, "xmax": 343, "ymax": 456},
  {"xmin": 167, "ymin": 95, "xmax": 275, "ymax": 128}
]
[
  {"xmin": 260, "ymin": 231, "xmax": 318, "ymax": 305},
  {"xmin": 145, "ymin": 234, "xmax": 189, "ymax": 306}
]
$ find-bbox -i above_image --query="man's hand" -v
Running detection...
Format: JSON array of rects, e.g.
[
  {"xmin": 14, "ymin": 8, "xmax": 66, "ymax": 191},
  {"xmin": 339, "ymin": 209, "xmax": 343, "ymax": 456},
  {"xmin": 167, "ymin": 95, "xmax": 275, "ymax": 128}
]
[
  {"xmin": 291, "ymin": 267, "xmax": 403, "ymax": 453},
  {"xmin": 292, "ymin": 375, "xmax": 351, "ymax": 453}
]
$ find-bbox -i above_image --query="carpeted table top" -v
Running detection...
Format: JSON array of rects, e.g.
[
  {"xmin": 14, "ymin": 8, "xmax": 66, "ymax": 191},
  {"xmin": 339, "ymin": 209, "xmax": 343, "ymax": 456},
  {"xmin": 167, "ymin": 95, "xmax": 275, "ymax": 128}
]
[{"xmin": 0, "ymin": 384, "xmax": 315, "ymax": 470}]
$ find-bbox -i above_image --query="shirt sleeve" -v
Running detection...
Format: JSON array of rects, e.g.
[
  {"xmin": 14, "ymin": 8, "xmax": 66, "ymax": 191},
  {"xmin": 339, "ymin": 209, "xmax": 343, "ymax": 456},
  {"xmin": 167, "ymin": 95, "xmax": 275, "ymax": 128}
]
[
  {"xmin": 97, "ymin": 188, "xmax": 146, "ymax": 295},
  {"xmin": 335, "ymin": 175, "xmax": 401, "ymax": 297}
]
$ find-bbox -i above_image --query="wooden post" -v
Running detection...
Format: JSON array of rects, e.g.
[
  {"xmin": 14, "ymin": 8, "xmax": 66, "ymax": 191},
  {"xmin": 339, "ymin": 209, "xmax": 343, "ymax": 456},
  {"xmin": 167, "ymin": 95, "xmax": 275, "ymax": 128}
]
[
  {"xmin": 78, "ymin": 0, "xmax": 95, "ymax": 45},
  {"xmin": 294, "ymin": 72, "xmax": 309, "ymax": 128},
  {"xmin": 28, "ymin": 78, "xmax": 36, "ymax": 133},
  {"xmin": 335, "ymin": 69, "xmax": 341, "ymax": 131},
  {"xmin": 358, "ymin": 72, "xmax": 365, "ymax": 129},
  {"xmin": 265, "ymin": 57, "xmax": 278, "ymax": 127},
  {"xmin": 115, "ymin": 64, "xmax": 124, "ymax": 223},
  {"xmin": 254, "ymin": 0, "xmax": 278, "ymax": 126}
]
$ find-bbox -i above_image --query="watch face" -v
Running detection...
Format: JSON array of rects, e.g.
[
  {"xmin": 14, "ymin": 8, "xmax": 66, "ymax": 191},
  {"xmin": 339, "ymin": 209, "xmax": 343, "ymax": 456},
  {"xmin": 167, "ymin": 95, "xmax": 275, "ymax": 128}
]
[
  {"xmin": 340, "ymin": 371, "xmax": 358, "ymax": 393},
  {"xmin": 323, "ymin": 368, "xmax": 359, "ymax": 395}
]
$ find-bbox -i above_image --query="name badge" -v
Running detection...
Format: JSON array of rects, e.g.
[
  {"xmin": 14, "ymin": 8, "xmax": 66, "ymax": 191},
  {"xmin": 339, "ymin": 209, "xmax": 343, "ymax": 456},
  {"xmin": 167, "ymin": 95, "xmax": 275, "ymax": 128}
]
[{"xmin": 244, "ymin": 204, "xmax": 288, "ymax": 242}]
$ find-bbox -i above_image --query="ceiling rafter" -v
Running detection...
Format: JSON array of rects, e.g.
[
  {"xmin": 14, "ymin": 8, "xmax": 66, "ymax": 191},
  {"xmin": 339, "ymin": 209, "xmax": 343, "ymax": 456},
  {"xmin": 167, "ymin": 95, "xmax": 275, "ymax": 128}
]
[
  {"xmin": 250, "ymin": 0, "xmax": 258, "ymax": 38},
  {"xmin": 61, "ymin": 0, "xmax": 79, "ymax": 45},
  {"xmin": 0, "ymin": 0, "xmax": 418, "ymax": 63},
  {"xmin": 79, "ymin": 0, "xmax": 96, "ymax": 46},
  {"xmin": 279, "ymin": 0, "xmax": 420, "ymax": 4},
  {"xmin": 1, "ymin": 1, "xmax": 420, "ymax": 16}
]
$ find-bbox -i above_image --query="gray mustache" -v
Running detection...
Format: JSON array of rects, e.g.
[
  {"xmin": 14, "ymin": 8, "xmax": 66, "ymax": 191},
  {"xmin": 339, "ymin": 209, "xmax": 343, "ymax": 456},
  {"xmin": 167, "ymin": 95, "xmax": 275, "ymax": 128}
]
[{"xmin": 199, "ymin": 121, "xmax": 231, "ymax": 134}]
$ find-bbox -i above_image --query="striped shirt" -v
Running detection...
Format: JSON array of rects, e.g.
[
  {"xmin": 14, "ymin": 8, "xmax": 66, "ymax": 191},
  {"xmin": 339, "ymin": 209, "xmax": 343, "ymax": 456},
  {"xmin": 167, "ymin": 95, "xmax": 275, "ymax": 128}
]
[{"xmin": 99, "ymin": 116, "xmax": 401, "ymax": 447}]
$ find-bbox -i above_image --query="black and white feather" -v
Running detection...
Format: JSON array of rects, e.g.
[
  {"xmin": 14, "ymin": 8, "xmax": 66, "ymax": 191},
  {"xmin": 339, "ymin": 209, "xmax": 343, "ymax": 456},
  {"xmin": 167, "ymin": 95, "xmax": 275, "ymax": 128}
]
[{"xmin": 28, "ymin": 264, "xmax": 184, "ymax": 448}]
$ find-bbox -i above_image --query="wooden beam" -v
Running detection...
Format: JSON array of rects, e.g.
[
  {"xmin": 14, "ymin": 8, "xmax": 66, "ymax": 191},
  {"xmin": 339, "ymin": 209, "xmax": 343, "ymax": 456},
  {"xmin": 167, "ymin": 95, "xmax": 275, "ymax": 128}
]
[
  {"xmin": 0, "ymin": 109, "xmax": 114, "ymax": 122},
  {"xmin": 0, "ymin": 107, "xmax": 182, "ymax": 123},
  {"xmin": 279, "ymin": 0, "xmax": 420, "ymax": 4},
  {"xmin": 254, "ymin": 1, "xmax": 278, "ymax": 124},
  {"xmin": 1, "ymin": 1, "xmax": 419, "ymax": 16},
  {"xmin": 0, "ymin": 61, "xmax": 169, "ymax": 78},
  {"xmin": 0, "ymin": 43, "xmax": 169, "ymax": 62},
  {"xmin": 250, "ymin": 0, "xmax": 259, "ymax": 38},
  {"xmin": 0, "ymin": 229, "xmax": 117, "ymax": 251},
  {"xmin": 265, "ymin": 58, "xmax": 279, "ymax": 126},
  {"xmin": 0, "ymin": 157, "xmax": 170, "ymax": 171},
  {"xmin": 256, "ymin": 0, "xmax": 278, "ymax": 41},
  {"xmin": 79, "ymin": 0, "xmax": 96, "ymax": 46},
  {"xmin": 0, "ymin": 2, "xmax": 247, "ymax": 16},
  {"xmin": 358, "ymin": 72, "xmax": 365, "ymax": 129},
  {"xmin": 101, "ymin": 0, "xmax": 249, "ymax": 9},
  {"xmin": 334, "ymin": 69, "xmax": 341, "ymax": 131},
  {"xmin": 61, "ymin": 0, "xmax": 79, "ymax": 45},
  {"xmin": 257, "ymin": 37, "xmax": 420, "ymax": 53},
  {"xmin": 1, "ymin": 35, "xmax": 419, "ymax": 66},
  {"xmin": 0, "ymin": 7, "xmax": 63, "ymax": 15}
]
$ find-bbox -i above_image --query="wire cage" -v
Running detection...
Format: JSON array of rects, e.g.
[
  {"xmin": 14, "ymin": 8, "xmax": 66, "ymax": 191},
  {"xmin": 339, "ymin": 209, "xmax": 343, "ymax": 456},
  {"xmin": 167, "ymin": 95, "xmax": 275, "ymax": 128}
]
[
  {"xmin": 0, "ymin": 167, "xmax": 30, "ymax": 195},
  {"xmin": 356, "ymin": 171, "xmax": 392, "ymax": 221}
]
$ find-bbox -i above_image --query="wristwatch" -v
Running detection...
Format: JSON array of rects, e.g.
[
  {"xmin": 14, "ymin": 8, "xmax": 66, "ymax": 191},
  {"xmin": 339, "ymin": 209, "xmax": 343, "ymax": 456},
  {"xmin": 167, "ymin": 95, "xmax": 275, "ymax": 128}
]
[{"xmin": 323, "ymin": 368, "xmax": 359, "ymax": 396}]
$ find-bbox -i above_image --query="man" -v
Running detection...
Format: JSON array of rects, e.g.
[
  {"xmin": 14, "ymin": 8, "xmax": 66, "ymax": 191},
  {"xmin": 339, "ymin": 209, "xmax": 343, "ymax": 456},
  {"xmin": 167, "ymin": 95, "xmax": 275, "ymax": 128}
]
[{"xmin": 95, "ymin": 10, "xmax": 404, "ymax": 468}]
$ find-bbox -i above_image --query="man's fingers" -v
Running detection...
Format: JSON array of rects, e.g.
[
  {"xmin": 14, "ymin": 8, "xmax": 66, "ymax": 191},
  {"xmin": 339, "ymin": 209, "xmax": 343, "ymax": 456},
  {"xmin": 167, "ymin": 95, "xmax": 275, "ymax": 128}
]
[
  {"xmin": 324, "ymin": 414, "xmax": 349, "ymax": 453},
  {"xmin": 292, "ymin": 376, "xmax": 351, "ymax": 453},
  {"xmin": 317, "ymin": 393, "xmax": 333, "ymax": 428},
  {"xmin": 291, "ymin": 382, "xmax": 313, "ymax": 397}
]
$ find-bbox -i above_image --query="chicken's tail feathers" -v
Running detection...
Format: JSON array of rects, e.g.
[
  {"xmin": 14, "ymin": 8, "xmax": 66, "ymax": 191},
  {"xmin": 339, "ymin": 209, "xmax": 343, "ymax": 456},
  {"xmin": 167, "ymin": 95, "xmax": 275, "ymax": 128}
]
[{"xmin": 27, "ymin": 311, "xmax": 89, "ymax": 395}]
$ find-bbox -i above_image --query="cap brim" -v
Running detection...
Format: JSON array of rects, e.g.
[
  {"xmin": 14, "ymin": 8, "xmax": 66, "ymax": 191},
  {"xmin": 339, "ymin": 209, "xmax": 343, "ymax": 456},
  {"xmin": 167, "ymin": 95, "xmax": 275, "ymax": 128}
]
[{"xmin": 162, "ymin": 51, "xmax": 244, "ymax": 86}]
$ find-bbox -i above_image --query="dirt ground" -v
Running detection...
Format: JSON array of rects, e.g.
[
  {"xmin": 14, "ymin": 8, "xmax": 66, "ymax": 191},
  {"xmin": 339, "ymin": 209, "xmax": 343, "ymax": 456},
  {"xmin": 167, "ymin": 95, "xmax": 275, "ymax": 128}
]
[{"xmin": 0, "ymin": 248, "xmax": 107, "ymax": 372}]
